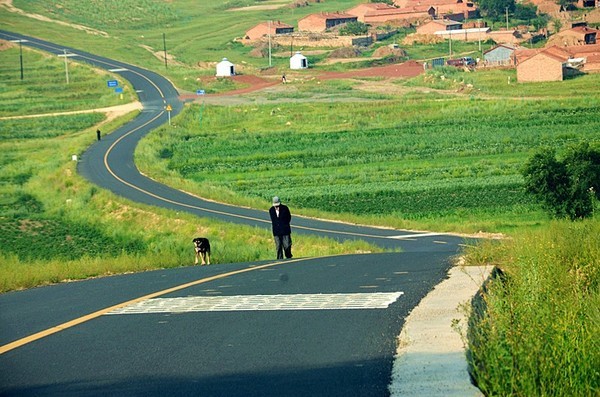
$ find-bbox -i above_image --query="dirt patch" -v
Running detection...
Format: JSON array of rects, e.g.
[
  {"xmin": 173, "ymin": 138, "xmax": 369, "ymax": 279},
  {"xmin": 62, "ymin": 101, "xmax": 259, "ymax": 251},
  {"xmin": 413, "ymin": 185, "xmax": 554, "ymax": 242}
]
[
  {"xmin": 329, "ymin": 47, "xmax": 363, "ymax": 59},
  {"xmin": 139, "ymin": 44, "xmax": 184, "ymax": 67},
  {"xmin": 372, "ymin": 45, "xmax": 407, "ymax": 58},
  {"xmin": 320, "ymin": 60, "xmax": 424, "ymax": 80},
  {"xmin": 0, "ymin": 39, "xmax": 14, "ymax": 51}
]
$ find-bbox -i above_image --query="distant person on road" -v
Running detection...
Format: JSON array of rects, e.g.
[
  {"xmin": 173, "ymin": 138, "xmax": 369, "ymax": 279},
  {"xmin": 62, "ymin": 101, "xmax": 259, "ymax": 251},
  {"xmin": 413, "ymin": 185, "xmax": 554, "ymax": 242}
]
[
  {"xmin": 282, "ymin": 74, "xmax": 287, "ymax": 84},
  {"xmin": 96, "ymin": 129, "xmax": 101, "ymax": 141},
  {"xmin": 269, "ymin": 196, "xmax": 292, "ymax": 260}
]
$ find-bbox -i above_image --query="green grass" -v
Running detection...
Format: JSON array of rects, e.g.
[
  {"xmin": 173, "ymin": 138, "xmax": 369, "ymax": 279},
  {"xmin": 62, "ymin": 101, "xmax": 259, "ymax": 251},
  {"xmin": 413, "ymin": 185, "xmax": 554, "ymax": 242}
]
[
  {"xmin": 464, "ymin": 218, "xmax": 600, "ymax": 396},
  {"xmin": 0, "ymin": 45, "xmax": 134, "ymax": 116},
  {"xmin": 136, "ymin": 77, "xmax": 600, "ymax": 233},
  {"xmin": 0, "ymin": 45, "xmax": 382, "ymax": 292}
]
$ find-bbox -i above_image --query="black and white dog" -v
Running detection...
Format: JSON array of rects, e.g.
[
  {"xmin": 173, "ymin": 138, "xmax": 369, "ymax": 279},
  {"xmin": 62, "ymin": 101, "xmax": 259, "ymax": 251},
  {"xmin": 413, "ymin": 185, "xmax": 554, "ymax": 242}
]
[{"xmin": 192, "ymin": 237, "xmax": 211, "ymax": 265}]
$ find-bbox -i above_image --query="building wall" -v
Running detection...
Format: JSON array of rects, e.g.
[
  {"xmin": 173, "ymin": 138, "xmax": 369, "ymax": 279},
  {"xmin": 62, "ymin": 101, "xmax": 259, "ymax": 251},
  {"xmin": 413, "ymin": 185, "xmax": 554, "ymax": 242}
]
[
  {"xmin": 484, "ymin": 46, "xmax": 515, "ymax": 65},
  {"xmin": 517, "ymin": 54, "xmax": 563, "ymax": 82},
  {"xmin": 363, "ymin": 10, "xmax": 433, "ymax": 23},
  {"xmin": 416, "ymin": 21, "xmax": 451, "ymax": 34},
  {"xmin": 298, "ymin": 15, "xmax": 357, "ymax": 32}
]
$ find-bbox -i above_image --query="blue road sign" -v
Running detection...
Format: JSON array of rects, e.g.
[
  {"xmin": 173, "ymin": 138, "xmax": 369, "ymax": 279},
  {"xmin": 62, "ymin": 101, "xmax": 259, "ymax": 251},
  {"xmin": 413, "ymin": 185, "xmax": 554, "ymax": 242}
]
[
  {"xmin": 115, "ymin": 87, "xmax": 123, "ymax": 93},
  {"xmin": 107, "ymin": 80, "xmax": 119, "ymax": 87}
]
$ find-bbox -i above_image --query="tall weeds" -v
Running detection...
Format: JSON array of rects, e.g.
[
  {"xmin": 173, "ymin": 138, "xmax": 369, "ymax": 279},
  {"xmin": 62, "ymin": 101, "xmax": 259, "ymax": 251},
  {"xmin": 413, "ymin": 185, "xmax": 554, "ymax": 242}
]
[{"xmin": 465, "ymin": 219, "xmax": 600, "ymax": 396}]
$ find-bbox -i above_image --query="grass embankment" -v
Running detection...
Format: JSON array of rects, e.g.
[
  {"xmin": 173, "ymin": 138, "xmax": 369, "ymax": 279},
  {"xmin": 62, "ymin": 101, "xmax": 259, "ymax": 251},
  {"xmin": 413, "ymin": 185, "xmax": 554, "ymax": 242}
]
[
  {"xmin": 464, "ymin": 219, "xmax": 600, "ymax": 396},
  {"xmin": 136, "ymin": 69, "xmax": 600, "ymax": 234},
  {"xmin": 0, "ymin": 44, "xmax": 381, "ymax": 293}
]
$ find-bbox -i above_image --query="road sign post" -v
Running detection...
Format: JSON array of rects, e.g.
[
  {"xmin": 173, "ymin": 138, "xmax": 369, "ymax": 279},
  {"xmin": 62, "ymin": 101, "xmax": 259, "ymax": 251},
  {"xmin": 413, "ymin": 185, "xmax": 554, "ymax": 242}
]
[{"xmin": 166, "ymin": 104, "xmax": 172, "ymax": 125}]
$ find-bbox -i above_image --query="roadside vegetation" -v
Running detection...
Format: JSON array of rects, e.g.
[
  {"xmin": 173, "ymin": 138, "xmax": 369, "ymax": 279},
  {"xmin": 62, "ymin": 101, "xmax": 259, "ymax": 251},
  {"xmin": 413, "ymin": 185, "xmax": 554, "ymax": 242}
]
[
  {"xmin": 0, "ymin": 44, "xmax": 381, "ymax": 293},
  {"xmin": 465, "ymin": 219, "xmax": 599, "ymax": 396}
]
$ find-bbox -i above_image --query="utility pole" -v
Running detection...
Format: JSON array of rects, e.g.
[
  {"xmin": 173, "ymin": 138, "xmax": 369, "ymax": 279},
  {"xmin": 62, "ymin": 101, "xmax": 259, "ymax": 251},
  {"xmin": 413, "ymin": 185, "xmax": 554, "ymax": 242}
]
[
  {"xmin": 449, "ymin": 30, "xmax": 452, "ymax": 56},
  {"xmin": 163, "ymin": 33, "xmax": 168, "ymax": 69},
  {"xmin": 19, "ymin": 40, "xmax": 23, "ymax": 80},
  {"xmin": 268, "ymin": 20, "xmax": 272, "ymax": 67},
  {"xmin": 10, "ymin": 39, "xmax": 26, "ymax": 80},
  {"xmin": 506, "ymin": 7, "xmax": 509, "ymax": 30},
  {"xmin": 62, "ymin": 49, "xmax": 69, "ymax": 84},
  {"xmin": 478, "ymin": 19, "xmax": 482, "ymax": 52}
]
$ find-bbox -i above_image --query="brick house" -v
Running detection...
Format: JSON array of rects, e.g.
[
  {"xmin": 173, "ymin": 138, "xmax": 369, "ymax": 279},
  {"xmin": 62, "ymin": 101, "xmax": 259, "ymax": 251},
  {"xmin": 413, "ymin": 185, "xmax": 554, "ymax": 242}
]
[
  {"xmin": 347, "ymin": 2, "xmax": 435, "ymax": 24},
  {"xmin": 576, "ymin": 0, "xmax": 598, "ymax": 7},
  {"xmin": 567, "ymin": 43, "xmax": 600, "ymax": 71},
  {"xmin": 347, "ymin": 3, "xmax": 398, "ymax": 22},
  {"xmin": 555, "ymin": 26, "xmax": 598, "ymax": 45},
  {"xmin": 416, "ymin": 19, "xmax": 462, "ymax": 35},
  {"xmin": 435, "ymin": 1, "xmax": 479, "ymax": 21},
  {"xmin": 516, "ymin": 46, "xmax": 571, "ymax": 82},
  {"xmin": 298, "ymin": 12, "xmax": 358, "ymax": 33},
  {"xmin": 245, "ymin": 21, "xmax": 294, "ymax": 41}
]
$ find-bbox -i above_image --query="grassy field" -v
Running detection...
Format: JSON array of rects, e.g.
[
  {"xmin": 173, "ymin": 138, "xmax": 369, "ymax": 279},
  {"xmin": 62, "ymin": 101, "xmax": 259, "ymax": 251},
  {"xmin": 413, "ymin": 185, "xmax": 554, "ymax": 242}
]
[
  {"xmin": 136, "ymin": 69, "xmax": 600, "ymax": 234},
  {"xmin": 0, "ymin": 43, "xmax": 381, "ymax": 293}
]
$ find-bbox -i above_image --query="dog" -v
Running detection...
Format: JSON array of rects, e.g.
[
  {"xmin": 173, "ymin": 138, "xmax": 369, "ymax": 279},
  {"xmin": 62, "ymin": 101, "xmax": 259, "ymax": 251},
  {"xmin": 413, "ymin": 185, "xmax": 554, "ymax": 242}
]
[{"xmin": 192, "ymin": 237, "xmax": 211, "ymax": 265}]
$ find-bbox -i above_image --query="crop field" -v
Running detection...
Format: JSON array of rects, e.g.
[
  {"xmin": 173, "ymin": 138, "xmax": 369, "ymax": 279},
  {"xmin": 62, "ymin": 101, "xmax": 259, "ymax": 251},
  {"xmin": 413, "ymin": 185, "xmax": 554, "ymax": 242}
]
[{"xmin": 137, "ymin": 75, "xmax": 600, "ymax": 232}]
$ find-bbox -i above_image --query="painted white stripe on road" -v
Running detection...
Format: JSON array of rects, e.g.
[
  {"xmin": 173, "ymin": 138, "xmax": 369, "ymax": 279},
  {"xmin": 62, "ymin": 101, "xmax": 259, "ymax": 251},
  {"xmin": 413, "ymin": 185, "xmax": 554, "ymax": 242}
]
[
  {"xmin": 388, "ymin": 233, "xmax": 442, "ymax": 240},
  {"xmin": 108, "ymin": 68, "xmax": 128, "ymax": 72},
  {"xmin": 105, "ymin": 292, "xmax": 403, "ymax": 314}
]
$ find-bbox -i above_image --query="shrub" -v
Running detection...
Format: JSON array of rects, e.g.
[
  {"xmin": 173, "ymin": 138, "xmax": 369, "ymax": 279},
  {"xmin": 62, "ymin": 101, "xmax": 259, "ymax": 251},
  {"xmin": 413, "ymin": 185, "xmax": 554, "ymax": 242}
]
[{"xmin": 522, "ymin": 143, "xmax": 600, "ymax": 220}]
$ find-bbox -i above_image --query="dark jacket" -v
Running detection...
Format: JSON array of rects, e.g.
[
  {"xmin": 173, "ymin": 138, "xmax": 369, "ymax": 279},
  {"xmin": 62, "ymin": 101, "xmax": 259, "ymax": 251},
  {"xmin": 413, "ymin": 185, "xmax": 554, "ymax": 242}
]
[{"xmin": 269, "ymin": 204, "xmax": 292, "ymax": 236}]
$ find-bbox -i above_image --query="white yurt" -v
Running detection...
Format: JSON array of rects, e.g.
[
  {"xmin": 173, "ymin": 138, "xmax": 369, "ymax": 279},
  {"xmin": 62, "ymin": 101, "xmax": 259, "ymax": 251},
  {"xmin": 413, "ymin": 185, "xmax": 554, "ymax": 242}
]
[
  {"xmin": 216, "ymin": 58, "xmax": 235, "ymax": 77},
  {"xmin": 289, "ymin": 51, "xmax": 308, "ymax": 70}
]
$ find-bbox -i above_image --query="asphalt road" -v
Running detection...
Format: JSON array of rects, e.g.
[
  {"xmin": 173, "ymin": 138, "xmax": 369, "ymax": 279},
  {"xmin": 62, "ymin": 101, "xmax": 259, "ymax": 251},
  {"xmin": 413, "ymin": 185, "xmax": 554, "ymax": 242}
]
[{"xmin": 0, "ymin": 31, "xmax": 474, "ymax": 396}]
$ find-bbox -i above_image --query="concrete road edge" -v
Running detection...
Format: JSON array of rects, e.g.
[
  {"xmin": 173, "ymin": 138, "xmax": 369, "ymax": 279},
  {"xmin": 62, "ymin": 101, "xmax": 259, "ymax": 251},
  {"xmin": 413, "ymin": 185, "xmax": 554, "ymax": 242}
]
[{"xmin": 389, "ymin": 265, "xmax": 493, "ymax": 396}]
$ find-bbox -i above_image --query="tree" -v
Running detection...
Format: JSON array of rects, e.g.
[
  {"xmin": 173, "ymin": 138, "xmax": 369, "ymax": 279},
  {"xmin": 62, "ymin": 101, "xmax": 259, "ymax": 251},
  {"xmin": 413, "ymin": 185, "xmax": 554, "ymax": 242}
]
[
  {"xmin": 522, "ymin": 144, "xmax": 600, "ymax": 220},
  {"xmin": 476, "ymin": 0, "xmax": 515, "ymax": 21},
  {"xmin": 339, "ymin": 21, "xmax": 369, "ymax": 36}
]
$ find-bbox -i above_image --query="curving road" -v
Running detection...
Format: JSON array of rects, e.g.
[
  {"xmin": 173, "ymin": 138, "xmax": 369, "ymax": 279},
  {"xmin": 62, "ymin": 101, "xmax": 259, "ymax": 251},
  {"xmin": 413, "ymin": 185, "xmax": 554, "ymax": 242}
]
[{"xmin": 0, "ymin": 31, "xmax": 475, "ymax": 396}]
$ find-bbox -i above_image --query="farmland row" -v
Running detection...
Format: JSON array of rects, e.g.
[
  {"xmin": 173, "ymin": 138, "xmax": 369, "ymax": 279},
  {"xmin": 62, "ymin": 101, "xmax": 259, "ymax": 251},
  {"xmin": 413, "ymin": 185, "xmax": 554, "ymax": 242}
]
[{"xmin": 137, "ymin": 96, "xmax": 600, "ymax": 231}]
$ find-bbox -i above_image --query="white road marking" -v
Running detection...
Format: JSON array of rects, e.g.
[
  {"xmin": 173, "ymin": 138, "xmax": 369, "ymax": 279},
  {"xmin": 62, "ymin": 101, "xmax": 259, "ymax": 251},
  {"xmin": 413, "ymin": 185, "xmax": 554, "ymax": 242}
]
[
  {"xmin": 105, "ymin": 292, "xmax": 403, "ymax": 314},
  {"xmin": 388, "ymin": 233, "xmax": 442, "ymax": 240},
  {"xmin": 108, "ymin": 68, "xmax": 128, "ymax": 72}
]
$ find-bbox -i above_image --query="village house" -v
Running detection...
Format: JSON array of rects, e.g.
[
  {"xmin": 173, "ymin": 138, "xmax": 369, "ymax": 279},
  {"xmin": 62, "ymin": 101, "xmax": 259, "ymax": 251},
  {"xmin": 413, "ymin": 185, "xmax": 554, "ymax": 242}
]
[
  {"xmin": 483, "ymin": 43, "xmax": 520, "ymax": 66},
  {"xmin": 554, "ymin": 26, "xmax": 598, "ymax": 45},
  {"xmin": 576, "ymin": 0, "xmax": 598, "ymax": 8},
  {"xmin": 516, "ymin": 46, "xmax": 571, "ymax": 82},
  {"xmin": 567, "ymin": 43, "xmax": 600, "ymax": 71},
  {"xmin": 298, "ymin": 12, "xmax": 358, "ymax": 33},
  {"xmin": 245, "ymin": 21, "xmax": 294, "ymax": 41},
  {"xmin": 486, "ymin": 29, "xmax": 524, "ymax": 44},
  {"xmin": 393, "ymin": 0, "xmax": 478, "ymax": 21},
  {"xmin": 347, "ymin": 2, "xmax": 398, "ymax": 22},
  {"xmin": 416, "ymin": 19, "xmax": 462, "ymax": 35},
  {"xmin": 347, "ymin": 2, "xmax": 435, "ymax": 24}
]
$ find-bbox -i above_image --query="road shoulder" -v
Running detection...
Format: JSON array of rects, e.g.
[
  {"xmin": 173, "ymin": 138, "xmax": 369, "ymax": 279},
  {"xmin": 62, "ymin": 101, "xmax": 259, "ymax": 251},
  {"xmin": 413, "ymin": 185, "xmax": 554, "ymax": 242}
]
[{"xmin": 389, "ymin": 265, "xmax": 492, "ymax": 396}]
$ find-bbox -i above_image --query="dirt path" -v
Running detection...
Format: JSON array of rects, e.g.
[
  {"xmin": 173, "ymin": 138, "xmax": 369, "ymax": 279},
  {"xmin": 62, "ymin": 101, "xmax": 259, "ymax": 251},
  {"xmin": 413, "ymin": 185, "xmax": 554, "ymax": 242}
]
[{"xmin": 0, "ymin": 101, "xmax": 142, "ymax": 122}]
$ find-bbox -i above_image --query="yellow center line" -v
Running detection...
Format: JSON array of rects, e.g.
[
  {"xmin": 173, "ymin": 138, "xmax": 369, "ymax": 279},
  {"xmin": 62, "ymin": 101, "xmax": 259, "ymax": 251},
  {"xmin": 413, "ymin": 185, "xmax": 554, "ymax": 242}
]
[{"xmin": 0, "ymin": 258, "xmax": 308, "ymax": 355}]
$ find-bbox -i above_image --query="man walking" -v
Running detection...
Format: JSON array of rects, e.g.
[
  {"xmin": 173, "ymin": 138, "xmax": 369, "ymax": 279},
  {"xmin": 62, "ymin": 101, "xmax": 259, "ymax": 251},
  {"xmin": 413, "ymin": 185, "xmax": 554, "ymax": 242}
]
[{"xmin": 269, "ymin": 196, "xmax": 292, "ymax": 260}]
